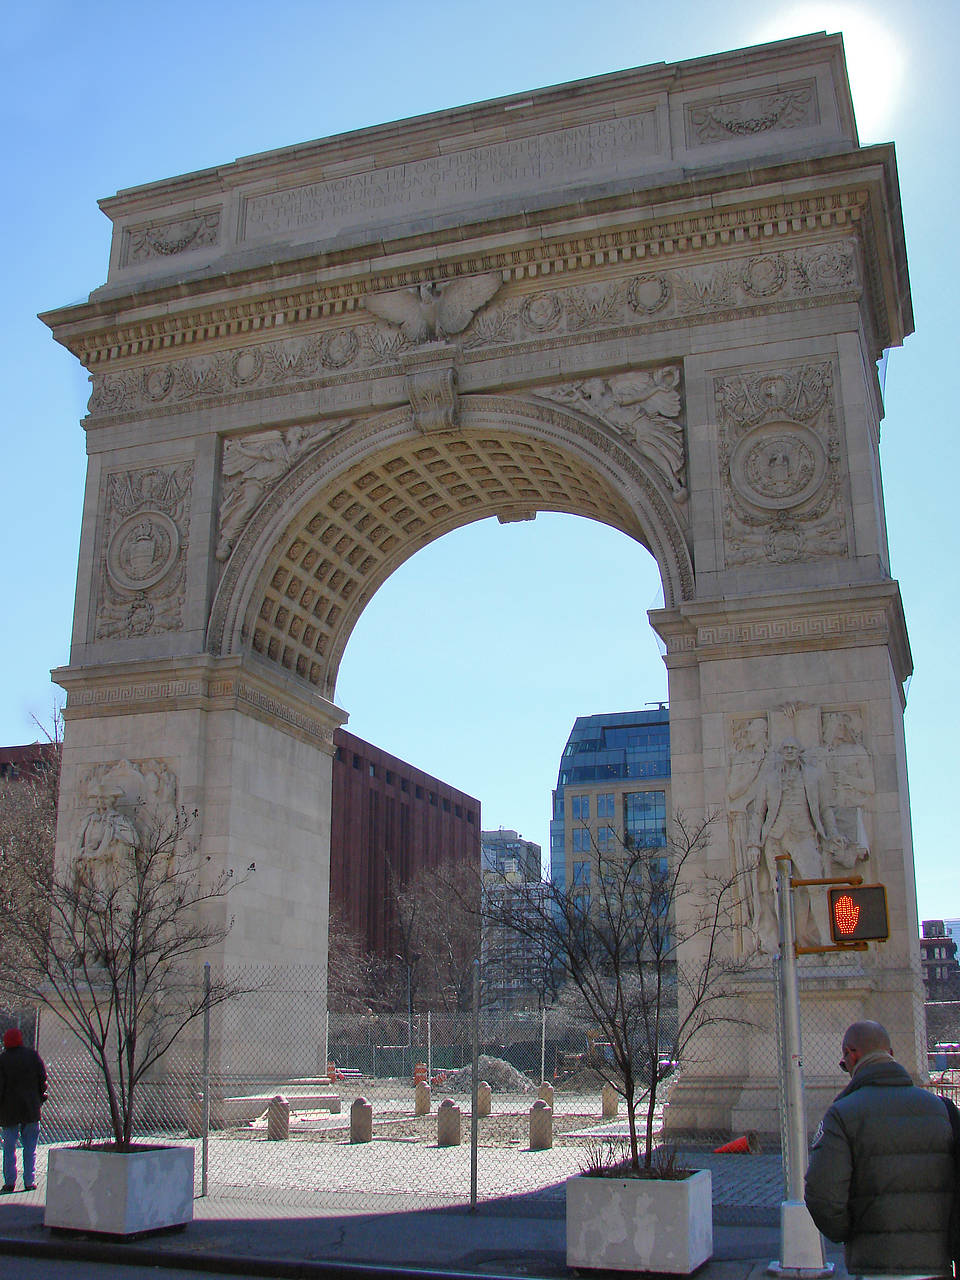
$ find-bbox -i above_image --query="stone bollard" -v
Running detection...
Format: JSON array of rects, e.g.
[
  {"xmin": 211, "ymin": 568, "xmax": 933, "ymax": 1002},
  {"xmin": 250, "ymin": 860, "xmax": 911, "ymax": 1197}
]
[
  {"xmin": 267, "ymin": 1095, "xmax": 289, "ymax": 1141},
  {"xmin": 601, "ymin": 1083, "xmax": 619, "ymax": 1119},
  {"xmin": 415, "ymin": 1081, "xmax": 431, "ymax": 1116},
  {"xmin": 476, "ymin": 1081, "xmax": 492, "ymax": 1118},
  {"xmin": 350, "ymin": 1096, "xmax": 373, "ymax": 1143},
  {"xmin": 529, "ymin": 1099, "xmax": 553, "ymax": 1150},
  {"xmin": 537, "ymin": 1082, "xmax": 555, "ymax": 1107},
  {"xmin": 437, "ymin": 1098, "xmax": 461, "ymax": 1147}
]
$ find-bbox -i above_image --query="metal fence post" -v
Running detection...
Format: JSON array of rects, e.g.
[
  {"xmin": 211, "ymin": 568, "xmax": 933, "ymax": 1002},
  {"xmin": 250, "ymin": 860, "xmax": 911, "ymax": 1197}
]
[
  {"xmin": 427, "ymin": 1010, "xmax": 432, "ymax": 1082},
  {"xmin": 540, "ymin": 1004, "xmax": 547, "ymax": 1083},
  {"xmin": 201, "ymin": 961, "xmax": 211, "ymax": 1198},
  {"xmin": 470, "ymin": 958, "xmax": 480, "ymax": 1211}
]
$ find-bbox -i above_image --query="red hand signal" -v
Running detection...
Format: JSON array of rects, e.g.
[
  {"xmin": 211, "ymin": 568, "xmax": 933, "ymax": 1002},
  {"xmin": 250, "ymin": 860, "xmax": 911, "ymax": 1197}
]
[{"xmin": 833, "ymin": 894, "xmax": 860, "ymax": 936}]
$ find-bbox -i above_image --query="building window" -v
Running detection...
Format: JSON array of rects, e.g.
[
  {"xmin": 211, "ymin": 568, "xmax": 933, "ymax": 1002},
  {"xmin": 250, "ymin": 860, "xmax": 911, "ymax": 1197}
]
[
  {"xmin": 597, "ymin": 825, "xmax": 615, "ymax": 850},
  {"xmin": 597, "ymin": 793, "xmax": 615, "ymax": 819},
  {"xmin": 572, "ymin": 828, "xmax": 591, "ymax": 852},
  {"xmin": 385, "ymin": 770, "xmax": 394, "ymax": 785},
  {"xmin": 573, "ymin": 861, "xmax": 591, "ymax": 886},
  {"xmin": 369, "ymin": 763, "xmax": 376, "ymax": 778},
  {"xmin": 467, "ymin": 811, "xmax": 475, "ymax": 824},
  {"xmin": 624, "ymin": 790, "xmax": 666, "ymax": 849},
  {"xmin": 415, "ymin": 785, "xmax": 424, "ymax": 800},
  {"xmin": 455, "ymin": 804, "xmax": 462, "ymax": 818},
  {"xmin": 571, "ymin": 795, "xmax": 590, "ymax": 821},
  {"xmin": 400, "ymin": 779, "xmax": 409, "ymax": 793},
  {"xmin": 442, "ymin": 798, "xmax": 451, "ymax": 812},
  {"xmin": 352, "ymin": 754, "xmax": 362, "ymax": 770}
]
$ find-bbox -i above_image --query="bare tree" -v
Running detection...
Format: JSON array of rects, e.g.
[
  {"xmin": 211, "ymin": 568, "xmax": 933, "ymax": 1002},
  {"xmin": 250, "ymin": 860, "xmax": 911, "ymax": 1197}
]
[
  {"xmin": 0, "ymin": 795, "xmax": 253, "ymax": 1150},
  {"xmin": 388, "ymin": 858, "xmax": 480, "ymax": 1017},
  {"xmin": 483, "ymin": 811, "xmax": 745, "ymax": 1173},
  {"xmin": 326, "ymin": 902, "xmax": 375, "ymax": 1014}
]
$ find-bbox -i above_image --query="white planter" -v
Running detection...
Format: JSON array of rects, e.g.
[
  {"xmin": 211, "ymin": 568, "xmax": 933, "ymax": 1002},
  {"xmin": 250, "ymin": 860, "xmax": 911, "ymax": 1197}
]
[
  {"xmin": 44, "ymin": 1144, "xmax": 194, "ymax": 1236},
  {"xmin": 566, "ymin": 1167, "xmax": 712, "ymax": 1275}
]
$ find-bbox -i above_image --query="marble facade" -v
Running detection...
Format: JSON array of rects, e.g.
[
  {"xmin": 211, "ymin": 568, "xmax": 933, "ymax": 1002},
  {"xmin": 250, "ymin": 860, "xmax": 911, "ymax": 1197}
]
[{"xmin": 43, "ymin": 33, "xmax": 919, "ymax": 1120}]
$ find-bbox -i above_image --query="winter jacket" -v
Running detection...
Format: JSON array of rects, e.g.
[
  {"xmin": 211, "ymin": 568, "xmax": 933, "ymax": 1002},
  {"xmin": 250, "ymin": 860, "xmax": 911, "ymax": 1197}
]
[
  {"xmin": 804, "ymin": 1055, "xmax": 955, "ymax": 1275},
  {"xmin": 0, "ymin": 1044, "xmax": 47, "ymax": 1127}
]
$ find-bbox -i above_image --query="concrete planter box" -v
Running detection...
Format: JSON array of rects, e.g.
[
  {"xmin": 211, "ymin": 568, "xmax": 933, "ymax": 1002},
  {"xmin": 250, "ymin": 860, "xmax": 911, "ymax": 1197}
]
[
  {"xmin": 44, "ymin": 1144, "xmax": 194, "ymax": 1236},
  {"xmin": 566, "ymin": 1167, "xmax": 712, "ymax": 1274}
]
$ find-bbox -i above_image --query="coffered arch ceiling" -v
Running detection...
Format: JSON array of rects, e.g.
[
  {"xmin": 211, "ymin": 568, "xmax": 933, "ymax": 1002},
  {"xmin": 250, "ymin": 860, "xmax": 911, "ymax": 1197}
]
[{"xmin": 208, "ymin": 394, "xmax": 693, "ymax": 701}]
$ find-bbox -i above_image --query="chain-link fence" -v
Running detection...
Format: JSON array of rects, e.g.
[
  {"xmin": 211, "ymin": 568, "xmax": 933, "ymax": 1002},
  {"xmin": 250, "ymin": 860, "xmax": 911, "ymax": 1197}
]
[{"xmin": 22, "ymin": 963, "xmax": 960, "ymax": 1218}]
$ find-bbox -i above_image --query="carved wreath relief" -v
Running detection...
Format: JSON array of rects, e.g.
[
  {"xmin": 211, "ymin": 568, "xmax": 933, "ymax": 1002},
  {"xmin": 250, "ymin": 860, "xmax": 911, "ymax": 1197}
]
[
  {"xmin": 95, "ymin": 464, "xmax": 193, "ymax": 640},
  {"xmin": 725, "ymin": 705, "xmax": 875, "ymax": 954},
  {"xmin": 715, "ymin": 362, "xmax": 848, "ymax": 567}
]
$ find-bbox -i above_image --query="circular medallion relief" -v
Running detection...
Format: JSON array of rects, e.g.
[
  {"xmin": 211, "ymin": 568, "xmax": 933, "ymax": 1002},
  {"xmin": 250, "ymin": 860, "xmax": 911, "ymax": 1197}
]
[
  {"xmin": 141, "ymin": 365, "xmax": 174, "ymax": 401},
  {"xmin": 319, "ymin": 328, "xmax": 360, "ymax": 369},
  {"xmin": 229, "ymin": 348, "xmax": 264, "ymax": 385},
  {"xmin": 627, "ymin": 274, "xmax": 671, "ymax": 314},
  {"xmin": 730, "ymin": 423, "xmax": 826, "ymax": 511},
  {"xmin": 106, "ymin": 512, "xmax": 180, "ymax": 592},
  {"xmin": 520, "ymin": 293, "xmax": 561, "ymax": 333}
]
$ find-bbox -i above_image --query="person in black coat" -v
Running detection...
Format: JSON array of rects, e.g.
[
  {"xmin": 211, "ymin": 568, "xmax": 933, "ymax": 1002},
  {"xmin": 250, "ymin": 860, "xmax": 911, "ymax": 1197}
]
[
  {"xmin": 804, "ymin": 1019, "xmax": 955, "ymax": 1276},
  {"xmin": 0, "ymin": 1027, "xmax": 47, "ymax": 1192}
]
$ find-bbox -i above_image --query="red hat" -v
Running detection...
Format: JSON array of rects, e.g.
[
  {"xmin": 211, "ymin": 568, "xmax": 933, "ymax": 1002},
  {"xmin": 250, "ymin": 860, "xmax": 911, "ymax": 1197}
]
[{"xmin": 3, "ymin": 1028, "xmax": 23, "ymax": 1049}]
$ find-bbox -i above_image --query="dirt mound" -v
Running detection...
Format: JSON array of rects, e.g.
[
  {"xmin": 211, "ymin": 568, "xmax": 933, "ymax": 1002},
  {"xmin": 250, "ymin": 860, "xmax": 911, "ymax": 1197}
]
[
  {"xmin": 554, "ymin": 1067, "xmax": 609, "ymax": 1093},
  {"xmin": 444, "ymin": 1055, "xmax": 534, "ymax": 1094}
]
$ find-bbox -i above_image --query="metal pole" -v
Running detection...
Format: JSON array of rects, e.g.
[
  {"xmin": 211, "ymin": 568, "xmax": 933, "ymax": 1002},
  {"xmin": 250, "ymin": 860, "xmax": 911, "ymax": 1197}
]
[
  {"xmin": 470, "ymin": 956, "xmax": 480, "ymax": 1211},
  {"xmin": 201, "ymin": 962, "xmax": 211, "ymax": 1198},
  {"xmin": 541, "ymin": 1003, "xmax": 547, "ymax": 1084},
  {"xmin": 427, "ymin": 1010, "xmax": 432, "ymax": 1083},
  {"xmin": 407, "ymin": 964, "xmax": 413, "ymax": 1078},
  {"xmin": 324, "ymin": 1008, "xmax": 330, "ymax": 1078},
  {"xmin": 768, "ymin": 857, "xmax": 831, "ymax": 1277}
]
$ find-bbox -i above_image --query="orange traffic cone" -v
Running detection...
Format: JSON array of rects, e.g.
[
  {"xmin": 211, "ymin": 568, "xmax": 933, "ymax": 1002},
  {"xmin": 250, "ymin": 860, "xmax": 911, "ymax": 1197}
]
[{"xmin": 713, "ymin": 1132, "xmax": 760, "ymax": 1154}]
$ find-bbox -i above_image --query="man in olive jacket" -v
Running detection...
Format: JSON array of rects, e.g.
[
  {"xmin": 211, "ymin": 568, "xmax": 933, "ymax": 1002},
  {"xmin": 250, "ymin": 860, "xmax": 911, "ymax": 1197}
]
[
  {"xmin": 0, "ymin": 1027, "xmax": 47, "ymax": 1193},
  {"xmin": 804, "ymin": 1020, "xmax": 955, "ymax": 1276}
]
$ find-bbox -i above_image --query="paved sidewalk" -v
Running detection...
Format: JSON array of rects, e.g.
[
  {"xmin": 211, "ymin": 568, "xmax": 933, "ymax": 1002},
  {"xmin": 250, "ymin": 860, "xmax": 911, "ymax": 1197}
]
[{"xmin": 0, "ymin": 1154, "xmax": 848, "ymax": 1279}]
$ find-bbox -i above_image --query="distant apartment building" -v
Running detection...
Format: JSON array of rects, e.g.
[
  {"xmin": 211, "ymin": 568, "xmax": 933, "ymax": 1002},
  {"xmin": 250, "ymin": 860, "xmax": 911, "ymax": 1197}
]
[
  {"xmin": 549, "ymin": 707, "xmax": 671, "ymax": 894},
  {"xmin": 480, "ymin": 829, "xmax": 546, "ymax": 1013},
  {"xmin": 481, "ymin": 828, "xmax": 541, "ymax": 883},
  {"xmin": 330, "ymin": 728, "xmax": 481, "ymax": 958},
  {"xmin": 921, "ymin": 919, "xmax": 960, "ymax": 1000}
]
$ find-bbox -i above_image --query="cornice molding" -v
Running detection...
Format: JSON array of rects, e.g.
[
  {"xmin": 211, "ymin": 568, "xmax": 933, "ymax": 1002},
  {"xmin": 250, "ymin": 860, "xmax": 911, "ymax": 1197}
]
[
  {"xmin": 43, "ymin": 157, "xmax": 903, "ymax": 370},
  {"xmin": 53, "ymin": 654, "xmax": 346, "ymax": 750}
]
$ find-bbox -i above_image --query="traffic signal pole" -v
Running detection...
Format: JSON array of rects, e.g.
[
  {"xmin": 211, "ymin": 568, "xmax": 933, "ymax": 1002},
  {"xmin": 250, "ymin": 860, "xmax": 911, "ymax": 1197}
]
[{"xmin": 768, "ymin": 855, "xmax": 833, "ymax": 1278}]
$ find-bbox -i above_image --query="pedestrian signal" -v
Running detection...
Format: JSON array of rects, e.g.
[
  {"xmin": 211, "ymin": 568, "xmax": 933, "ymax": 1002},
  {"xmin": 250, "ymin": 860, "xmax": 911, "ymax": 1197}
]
[{"xmin": 828, "ymin": 885, "xmax": 889, "ymax": 943}]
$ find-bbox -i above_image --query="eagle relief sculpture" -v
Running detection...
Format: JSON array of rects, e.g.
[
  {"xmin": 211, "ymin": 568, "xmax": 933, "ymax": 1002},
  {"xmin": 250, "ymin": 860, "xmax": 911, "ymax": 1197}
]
[{"xmin": 363, "ymin": 271, "xmax": 503, "ymax": 343}]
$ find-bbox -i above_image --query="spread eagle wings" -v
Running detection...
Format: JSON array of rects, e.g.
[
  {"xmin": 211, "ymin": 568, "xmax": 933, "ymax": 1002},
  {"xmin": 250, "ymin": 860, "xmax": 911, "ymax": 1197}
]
[
  {"xmin": 436, "ymin": 271, "xmax": 502, "ymax": 335},
  {"xmin": 364, "ymin": 271, "xmax": 502, "ymax": 342}
]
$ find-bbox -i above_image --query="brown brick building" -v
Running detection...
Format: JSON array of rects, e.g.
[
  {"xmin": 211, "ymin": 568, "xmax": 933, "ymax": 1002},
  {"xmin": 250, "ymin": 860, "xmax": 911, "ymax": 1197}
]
[{"xmin": 330, "ymin": 728, "xmax": 480, "ymax": 957}]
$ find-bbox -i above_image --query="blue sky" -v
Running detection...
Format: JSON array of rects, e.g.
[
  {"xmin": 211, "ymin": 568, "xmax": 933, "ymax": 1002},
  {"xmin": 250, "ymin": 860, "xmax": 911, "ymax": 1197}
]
[{"xmin": 2, "ymin": 0, "xmax": 957, "ymax": 920}]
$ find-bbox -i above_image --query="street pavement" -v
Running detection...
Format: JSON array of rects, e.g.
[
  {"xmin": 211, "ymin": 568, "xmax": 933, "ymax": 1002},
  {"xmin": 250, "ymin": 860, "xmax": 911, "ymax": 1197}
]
[{"xmin": 0, "ymin": 1148, "xmax": 850, "ymax": 1280}]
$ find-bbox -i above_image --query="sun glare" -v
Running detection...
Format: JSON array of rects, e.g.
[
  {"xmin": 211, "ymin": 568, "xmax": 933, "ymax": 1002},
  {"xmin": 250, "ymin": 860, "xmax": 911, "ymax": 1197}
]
[{"xmin": 751, "ymin": 4, "xmax": 904, "ymax": 142}]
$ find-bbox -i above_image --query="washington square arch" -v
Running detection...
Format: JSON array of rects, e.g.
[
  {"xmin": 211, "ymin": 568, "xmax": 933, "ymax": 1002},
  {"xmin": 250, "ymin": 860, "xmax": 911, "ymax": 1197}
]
[{"xmin": 43, "ymin": 33, "xmax": 920, "ymax": 1133}]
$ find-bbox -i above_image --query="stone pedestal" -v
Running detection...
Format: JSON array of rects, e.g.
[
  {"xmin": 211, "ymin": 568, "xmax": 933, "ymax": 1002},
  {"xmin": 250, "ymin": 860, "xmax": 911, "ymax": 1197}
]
[
  {"xmin": 414, "ymin": 1082, "xmax": 431, "ymax": 1116},
  {"xmin": 476, "ymin": 1082, "xmax": 491, "ymax": 1118},
  {"xmin": 267, "ymin": 1095, "xmax": 289, "ymax": 1140},
  {"xmin": 529, "ymin": 1100, "xmax": 552, "ymax": 1150},
  {"xmin": 602, "ymin": 1084, "xmax": 619, "ymax": 1119},
  {"xmin": 537, "ymin": 1082, "xmax": 554, "ymax": 1107},
  {"xmin": 437, "ymin": 1099, "xmax": 461, "ymax": 1147},
  {"xmin": 350, "ymin": 1097, "xmax": 372, "ymax": 1143}
]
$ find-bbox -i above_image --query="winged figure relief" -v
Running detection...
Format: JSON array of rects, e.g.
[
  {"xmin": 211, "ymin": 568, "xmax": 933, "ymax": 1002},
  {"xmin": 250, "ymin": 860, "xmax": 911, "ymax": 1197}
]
[{"xmin": 363, "ymin": 271, "xmax": 503, "ymax": 343}]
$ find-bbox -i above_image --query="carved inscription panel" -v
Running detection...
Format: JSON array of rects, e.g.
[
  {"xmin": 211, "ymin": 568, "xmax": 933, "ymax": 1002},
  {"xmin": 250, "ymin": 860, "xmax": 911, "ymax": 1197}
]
[{"xmin": 241, "ymin": 113, "xmax": 659, "ymax": 240}]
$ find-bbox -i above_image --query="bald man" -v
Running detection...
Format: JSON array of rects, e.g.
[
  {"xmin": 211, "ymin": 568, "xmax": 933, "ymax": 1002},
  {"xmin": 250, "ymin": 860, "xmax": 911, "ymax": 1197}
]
[{"xmin": 804, "ymin": 1020, "xmax": 956, "ymax": 1276}]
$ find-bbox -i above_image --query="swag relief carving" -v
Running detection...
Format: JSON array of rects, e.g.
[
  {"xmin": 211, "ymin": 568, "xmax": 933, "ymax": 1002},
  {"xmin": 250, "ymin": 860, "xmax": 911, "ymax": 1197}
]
[
  {"xmin": 726, "ymin": 704, "xmax": 874, "ymax": 955},
  {"xmin": 95, "ymin": 463, "xmax": 193, "ymax": 640},
  {"xmin": 538, "ymin": 367, "xmax": 686, "ymax": 498},
  {"xmin": 715, "ymin": 362, "xmax": 849, "ymax": 566}
]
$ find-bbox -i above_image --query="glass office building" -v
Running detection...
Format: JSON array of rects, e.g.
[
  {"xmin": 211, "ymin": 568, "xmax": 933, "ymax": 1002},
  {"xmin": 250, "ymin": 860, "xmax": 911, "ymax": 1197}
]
[{"xmin": 549, "ymin": 707, "xmax": 670, "ymax": 891}]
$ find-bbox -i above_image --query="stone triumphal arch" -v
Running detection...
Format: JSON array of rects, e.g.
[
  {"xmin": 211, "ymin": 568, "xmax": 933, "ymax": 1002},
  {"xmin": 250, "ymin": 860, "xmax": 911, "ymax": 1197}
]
[{"xmin": 44, "ymin": 34, "xmax": 920, "ymax": 1128}]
